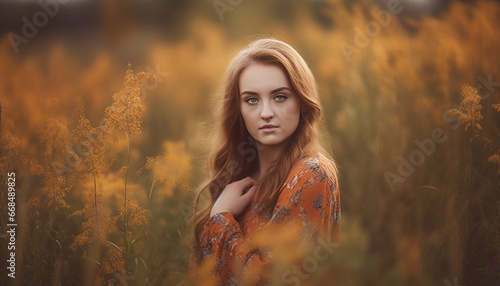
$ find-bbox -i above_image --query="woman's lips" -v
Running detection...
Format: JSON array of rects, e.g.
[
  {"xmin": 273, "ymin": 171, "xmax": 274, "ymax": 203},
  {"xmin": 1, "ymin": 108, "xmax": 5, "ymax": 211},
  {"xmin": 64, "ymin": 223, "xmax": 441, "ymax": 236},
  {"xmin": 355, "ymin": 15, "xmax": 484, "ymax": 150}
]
[{"xmin": 259, "ymin": 125, "xmax": 278, "ymax": 132}]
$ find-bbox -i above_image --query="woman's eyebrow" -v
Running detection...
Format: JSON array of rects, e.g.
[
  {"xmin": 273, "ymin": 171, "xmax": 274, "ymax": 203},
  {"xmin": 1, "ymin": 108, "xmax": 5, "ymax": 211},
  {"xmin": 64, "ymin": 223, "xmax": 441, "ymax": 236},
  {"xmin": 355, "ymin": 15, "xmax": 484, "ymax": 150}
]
[
  {"xmin": 240, "ymin": 87, "xmax": 291, "ymax": 96},
  {"xmin": 271, "ymin": 87, "xmax": 291, "ymax": 93},
  {"xmin": 240, "ymin": 90, "xmax": 258, "ymax": 96}
]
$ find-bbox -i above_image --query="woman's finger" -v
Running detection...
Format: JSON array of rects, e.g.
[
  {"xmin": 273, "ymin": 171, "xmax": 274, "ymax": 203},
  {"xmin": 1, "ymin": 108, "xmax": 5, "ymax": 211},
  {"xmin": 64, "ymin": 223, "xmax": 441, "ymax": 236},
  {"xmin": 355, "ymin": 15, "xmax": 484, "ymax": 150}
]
[
  {"xmin": 242, "ymin": 185, "xmax": 256, "ymax": 200},
  {"xmin": 237, "ymin": 176, "xmax": 256, "ymax": 191},
  {"xmin": 241, "ymin": 176, "xmax": 257, "ymax": 184}
]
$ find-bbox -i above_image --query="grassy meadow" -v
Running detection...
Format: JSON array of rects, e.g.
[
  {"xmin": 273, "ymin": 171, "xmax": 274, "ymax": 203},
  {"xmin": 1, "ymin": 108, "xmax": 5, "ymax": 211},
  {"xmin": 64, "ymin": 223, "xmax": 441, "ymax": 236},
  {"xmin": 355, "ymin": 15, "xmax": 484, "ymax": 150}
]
[{"xmin": 0, "ymin": 0, "xmax": 499, "ymax": 285}]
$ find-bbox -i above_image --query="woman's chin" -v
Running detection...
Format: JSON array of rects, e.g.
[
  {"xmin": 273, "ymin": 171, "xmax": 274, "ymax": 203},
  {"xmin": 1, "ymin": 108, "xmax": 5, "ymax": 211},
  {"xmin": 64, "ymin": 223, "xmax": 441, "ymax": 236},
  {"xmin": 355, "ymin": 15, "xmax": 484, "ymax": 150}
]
[{"xmin": 255, "ymin": 139, "xmax": 286, "ymax": 148}]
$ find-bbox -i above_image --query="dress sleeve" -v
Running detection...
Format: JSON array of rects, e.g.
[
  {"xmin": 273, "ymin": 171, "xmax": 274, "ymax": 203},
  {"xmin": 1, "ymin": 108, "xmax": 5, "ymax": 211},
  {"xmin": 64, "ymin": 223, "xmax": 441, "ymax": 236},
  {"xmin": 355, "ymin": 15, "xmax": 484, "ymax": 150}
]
[
  {"xmin": 194, "ymin": 160, "xmax": 341, "ymax": 285},
  {"xmin": 270, "ymin": 161, "xmax": 341, "ymax": 245},
  {"xmin": 196, "ymin": 211, "xmax": 264, "ymax": 285}
]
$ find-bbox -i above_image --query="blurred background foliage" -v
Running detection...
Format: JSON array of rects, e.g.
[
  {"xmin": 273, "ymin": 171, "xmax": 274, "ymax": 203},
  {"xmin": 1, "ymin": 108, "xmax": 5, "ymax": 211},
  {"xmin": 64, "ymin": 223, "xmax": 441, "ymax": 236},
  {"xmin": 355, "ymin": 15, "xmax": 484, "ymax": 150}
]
[{"xmin": 0, "ymin": 0, "xmax": 499, "ymax": 285}]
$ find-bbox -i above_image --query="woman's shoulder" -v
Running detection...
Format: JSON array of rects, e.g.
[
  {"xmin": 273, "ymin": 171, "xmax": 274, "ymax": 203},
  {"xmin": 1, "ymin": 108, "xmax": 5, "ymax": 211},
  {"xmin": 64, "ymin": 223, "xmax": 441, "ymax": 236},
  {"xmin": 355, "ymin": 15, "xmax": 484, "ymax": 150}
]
[{"xmin": 286, "ymin": 153, "xmax": 338, "ymax": 188}]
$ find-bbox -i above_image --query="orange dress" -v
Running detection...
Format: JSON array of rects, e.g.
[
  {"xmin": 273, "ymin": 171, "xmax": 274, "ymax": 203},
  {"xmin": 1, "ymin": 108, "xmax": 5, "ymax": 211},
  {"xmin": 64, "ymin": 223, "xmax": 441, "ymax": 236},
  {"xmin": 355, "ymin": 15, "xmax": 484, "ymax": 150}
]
[{"xmin": 192, "ymin": 154, "xmax": 341, "ymax": 285}]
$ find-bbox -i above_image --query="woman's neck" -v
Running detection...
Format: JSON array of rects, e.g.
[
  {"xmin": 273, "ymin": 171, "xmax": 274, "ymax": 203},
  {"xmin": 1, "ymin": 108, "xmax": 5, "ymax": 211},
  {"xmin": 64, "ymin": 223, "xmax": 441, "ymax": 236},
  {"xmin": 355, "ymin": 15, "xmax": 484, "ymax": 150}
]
[{"xmin": 253, "ymin": 143, "xmax": 284, "ymax": 182}]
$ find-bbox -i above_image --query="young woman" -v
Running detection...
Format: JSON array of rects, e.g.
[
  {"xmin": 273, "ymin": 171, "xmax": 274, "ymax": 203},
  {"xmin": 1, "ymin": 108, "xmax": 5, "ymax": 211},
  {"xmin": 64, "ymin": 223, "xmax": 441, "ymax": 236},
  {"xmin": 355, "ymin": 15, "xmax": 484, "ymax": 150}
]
[{"xmin": 191, "ymin": 38, "xmax": 341, "ymax": 285}]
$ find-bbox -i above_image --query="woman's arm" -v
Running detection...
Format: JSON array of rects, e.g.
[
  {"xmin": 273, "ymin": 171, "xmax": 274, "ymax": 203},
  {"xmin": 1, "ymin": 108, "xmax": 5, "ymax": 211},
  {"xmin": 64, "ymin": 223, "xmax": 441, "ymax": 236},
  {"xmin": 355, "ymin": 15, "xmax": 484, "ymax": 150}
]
[{"xmin": 195, "ymin": 159, "xmax": 341, "ymax": 285}]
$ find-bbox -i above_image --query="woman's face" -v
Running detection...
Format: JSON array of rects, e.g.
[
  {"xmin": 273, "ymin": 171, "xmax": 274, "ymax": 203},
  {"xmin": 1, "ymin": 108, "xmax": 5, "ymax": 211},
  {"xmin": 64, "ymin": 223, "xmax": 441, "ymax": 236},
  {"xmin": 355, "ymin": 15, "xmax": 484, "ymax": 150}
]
[{"xmin": 239, "ymin": 62, "xmax": 301, "ymax": 149}]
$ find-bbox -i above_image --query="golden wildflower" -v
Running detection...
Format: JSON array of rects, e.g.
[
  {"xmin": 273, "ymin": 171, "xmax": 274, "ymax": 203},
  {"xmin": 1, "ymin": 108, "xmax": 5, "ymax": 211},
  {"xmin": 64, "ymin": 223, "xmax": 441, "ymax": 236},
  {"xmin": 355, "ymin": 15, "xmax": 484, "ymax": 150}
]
[
  {"xmin": 73, "ymin": 114, "xmax": 111, "ymax": 178},
  {"xmin": 70, "ymin": 112, "xmax": 113, "ymax": 253},
  {"xmin": 26, "ymin": 113, "xmax": 74, "ymax": 216},
  {"xmin": 27, "ymin": 170, "xmax": 70, "ymax": 217},
  {"xmin": 39, "ymin": 101, "xmax": 71, "ymax": 164},
  {"xmin": 104, "ymin": 64, "xmax": 155, "ymax": 138},
  {"xmin": 112, "ymin": 200, "xmax": 150, "ymax": 251},
  {"xmin": 138, "ymin": 155, "xmax": 174, "ymax": 198},
  {"xmin": 40, "ymin": 117, "xmax": 70, "ymax": 162},
  {"xmin": 103, "ymin": 64, "xmax": 154, "ymax": 243},
  {"xmin": 0, "ymin": 118, "xmax": 22, "ymax": 168},
  {"xmin": 70, "ymin": 192, "xmax": 111, "ymax": 250},
  {"xmin": 101, "ymin": 247, "xmax": 126, "ymax": 283},
  {"xmin": 449, "ymin": 84, "xmax": 483, "ymax": 141},
  {"xmin": 489, "ymin": 150, "xmax": 500, "ymax": 175},
  {"xmin": 137, "ymin": 141, "xmax": 192, "ymax": 198}
]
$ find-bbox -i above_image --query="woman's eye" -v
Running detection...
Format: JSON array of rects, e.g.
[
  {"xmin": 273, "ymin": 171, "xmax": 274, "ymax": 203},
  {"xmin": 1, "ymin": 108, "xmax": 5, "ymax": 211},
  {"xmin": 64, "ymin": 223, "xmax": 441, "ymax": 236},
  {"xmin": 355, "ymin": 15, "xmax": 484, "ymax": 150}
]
[
  {"xmin": 274, "ymin": 94, "xmax": 287, "ymax": 101},
  {"xmin": 245, "ymin": 98, "xmax": 258, "ymax": 105}
]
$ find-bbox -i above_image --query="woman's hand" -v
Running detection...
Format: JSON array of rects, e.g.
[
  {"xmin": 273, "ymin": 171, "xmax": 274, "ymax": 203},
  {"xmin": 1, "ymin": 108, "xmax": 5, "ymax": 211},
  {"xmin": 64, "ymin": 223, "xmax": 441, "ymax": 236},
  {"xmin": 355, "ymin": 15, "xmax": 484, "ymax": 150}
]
[{"xmin": 211, "ymin": 177, "xmax": 257, "ymax": 218}]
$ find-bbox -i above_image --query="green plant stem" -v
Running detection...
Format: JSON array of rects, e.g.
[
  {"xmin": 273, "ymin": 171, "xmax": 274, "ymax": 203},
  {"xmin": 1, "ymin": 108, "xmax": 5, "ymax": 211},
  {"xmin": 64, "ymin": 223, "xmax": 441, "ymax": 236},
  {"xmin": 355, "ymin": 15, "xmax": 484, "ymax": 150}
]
[
  {"xmin": 149, "ymin": 178, "xmax": 156, "ymax": 199},
  {"xmin": 124, "ymin": 133, "xmax": 130, "ymax": 262},
  {"xmin": 94, "ymin": 176, "xmax": 99, "ymax": 243}
]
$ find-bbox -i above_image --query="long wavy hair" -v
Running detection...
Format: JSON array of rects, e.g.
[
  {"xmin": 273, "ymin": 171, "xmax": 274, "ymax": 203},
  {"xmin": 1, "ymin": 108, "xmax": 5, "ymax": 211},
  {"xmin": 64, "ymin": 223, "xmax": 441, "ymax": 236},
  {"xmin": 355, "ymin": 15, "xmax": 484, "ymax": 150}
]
[{"xmin": 192, "ymin": 38, "xmax": 338, "ymax": 251}]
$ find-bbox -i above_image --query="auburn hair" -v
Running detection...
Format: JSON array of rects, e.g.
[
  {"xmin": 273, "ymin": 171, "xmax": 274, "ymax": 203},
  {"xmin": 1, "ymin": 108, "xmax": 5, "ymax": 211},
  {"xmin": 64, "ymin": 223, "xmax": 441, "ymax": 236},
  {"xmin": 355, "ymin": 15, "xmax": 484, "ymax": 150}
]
[{"xmin": 192, "ymin": 38, "xmax": 338, "ymax": 251}]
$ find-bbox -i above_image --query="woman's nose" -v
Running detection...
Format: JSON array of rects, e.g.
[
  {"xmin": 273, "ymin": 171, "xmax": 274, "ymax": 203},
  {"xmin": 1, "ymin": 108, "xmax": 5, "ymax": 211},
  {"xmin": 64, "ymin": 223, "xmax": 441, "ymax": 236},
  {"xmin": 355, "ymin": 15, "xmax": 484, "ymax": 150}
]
[{"xmin": 260, "ymin": 102, "xmax": 274, "ymax": 120}]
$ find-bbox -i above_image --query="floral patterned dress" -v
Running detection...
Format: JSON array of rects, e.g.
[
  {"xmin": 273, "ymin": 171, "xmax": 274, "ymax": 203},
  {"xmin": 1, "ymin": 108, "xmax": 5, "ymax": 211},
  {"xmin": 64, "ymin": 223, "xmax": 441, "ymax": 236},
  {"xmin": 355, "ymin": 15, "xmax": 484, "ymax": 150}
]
[{"xmin": 192, "ymin": 154, "xmax": 341, "ymax": 285}]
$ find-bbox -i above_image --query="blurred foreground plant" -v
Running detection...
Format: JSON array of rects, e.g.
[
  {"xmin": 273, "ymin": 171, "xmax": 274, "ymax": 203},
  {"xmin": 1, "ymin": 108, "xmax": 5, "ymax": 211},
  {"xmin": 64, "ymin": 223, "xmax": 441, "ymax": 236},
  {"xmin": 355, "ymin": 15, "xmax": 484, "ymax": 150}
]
[
  {"xmin": 68, "ymin": 65, "xmax": 155, "ymax": 285},
  {"xmin": 449, "ymin": 85, "xmax": 483, "ymax": 141}
]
